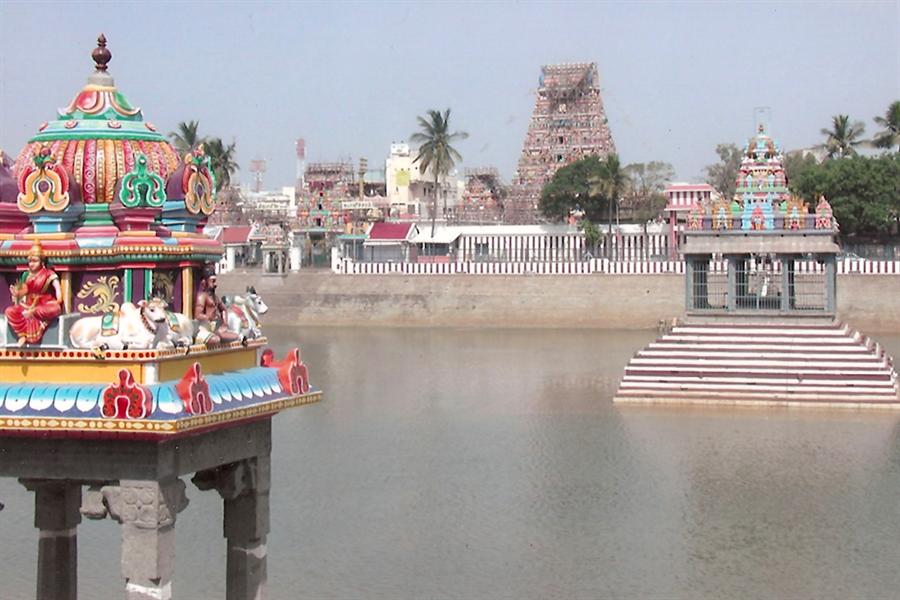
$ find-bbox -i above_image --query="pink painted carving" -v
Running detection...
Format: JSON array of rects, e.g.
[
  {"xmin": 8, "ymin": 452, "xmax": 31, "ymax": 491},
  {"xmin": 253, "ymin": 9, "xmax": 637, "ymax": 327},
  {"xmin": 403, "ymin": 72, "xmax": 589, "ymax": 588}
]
[
  {"xmin": 273, "ymin": 348, "xmax": 310, "ymax": 395},
  {"xmin": 175, "ymin": 362, "xmax": 212, "ymax": 415},
  {"xmin": 101, "ymin": 368, "xmax": 153, "ymax": 419}
]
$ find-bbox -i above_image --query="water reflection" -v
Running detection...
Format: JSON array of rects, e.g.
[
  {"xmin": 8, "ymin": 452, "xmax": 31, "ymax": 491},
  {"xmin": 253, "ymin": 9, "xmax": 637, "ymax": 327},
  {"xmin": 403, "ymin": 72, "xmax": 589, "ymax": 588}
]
[{"xmin": 1, "ymin": 327, "xmax": 899, "ymax": 598}]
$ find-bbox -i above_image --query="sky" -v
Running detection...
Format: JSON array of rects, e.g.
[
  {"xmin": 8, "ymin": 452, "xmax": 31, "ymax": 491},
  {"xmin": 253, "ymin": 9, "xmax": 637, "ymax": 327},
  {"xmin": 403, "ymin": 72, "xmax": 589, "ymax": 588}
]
[{"xmin": 1, "ymin": 1, "xmax": 898, "ymax": 190}]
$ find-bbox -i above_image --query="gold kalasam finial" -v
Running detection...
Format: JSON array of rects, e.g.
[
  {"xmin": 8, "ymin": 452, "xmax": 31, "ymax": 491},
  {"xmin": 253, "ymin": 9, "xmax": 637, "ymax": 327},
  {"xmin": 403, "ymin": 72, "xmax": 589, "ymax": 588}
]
[{"xmin": 92, "ymin": 33, "xmax": 112, "ymax": 72}]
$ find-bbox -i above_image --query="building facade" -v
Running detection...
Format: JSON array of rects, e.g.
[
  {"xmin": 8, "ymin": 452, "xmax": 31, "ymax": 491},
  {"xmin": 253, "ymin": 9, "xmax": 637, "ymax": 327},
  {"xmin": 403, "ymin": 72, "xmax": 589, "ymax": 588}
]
[
  {"xmin": 508, "ymin": 63, "xmax": 616, "ymax": 223},
  {"xmin": 386, "ymin": 142, "xmax": 460, "ymax": 223}
]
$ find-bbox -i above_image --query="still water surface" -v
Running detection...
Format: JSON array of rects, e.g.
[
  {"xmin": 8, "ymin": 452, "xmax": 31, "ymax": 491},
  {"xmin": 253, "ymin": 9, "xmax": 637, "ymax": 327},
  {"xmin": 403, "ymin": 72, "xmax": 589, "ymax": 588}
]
[{"xmin": 2, "ymin": 327, "xmax": 900, "ymax": 599}]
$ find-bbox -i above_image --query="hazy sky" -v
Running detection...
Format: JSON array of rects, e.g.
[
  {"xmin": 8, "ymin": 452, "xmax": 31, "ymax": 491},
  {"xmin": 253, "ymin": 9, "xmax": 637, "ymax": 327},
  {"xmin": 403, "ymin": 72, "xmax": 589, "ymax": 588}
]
[{"xmin": 1, "ymin": 1, "xmax": 898, "ymax": 189}]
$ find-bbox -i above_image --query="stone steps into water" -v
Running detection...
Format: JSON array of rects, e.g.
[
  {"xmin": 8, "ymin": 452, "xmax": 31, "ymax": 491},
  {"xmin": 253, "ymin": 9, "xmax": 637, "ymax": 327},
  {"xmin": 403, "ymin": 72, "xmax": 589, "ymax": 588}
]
[{"xmin": 615, "ymin": 321, "xmax": 900, "ymax": 408}]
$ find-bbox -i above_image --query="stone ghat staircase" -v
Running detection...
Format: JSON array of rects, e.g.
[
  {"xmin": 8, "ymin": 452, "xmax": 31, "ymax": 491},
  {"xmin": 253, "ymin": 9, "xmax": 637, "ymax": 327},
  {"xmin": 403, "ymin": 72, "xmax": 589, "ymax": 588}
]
[{"xmin": 615, "ymin": 322, "xmax": 900, "ymax": 408}]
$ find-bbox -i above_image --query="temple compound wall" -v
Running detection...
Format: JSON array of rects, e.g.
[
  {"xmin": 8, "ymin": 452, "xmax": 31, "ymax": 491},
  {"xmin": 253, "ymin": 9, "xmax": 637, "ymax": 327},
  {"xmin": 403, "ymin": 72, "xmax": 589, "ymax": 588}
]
[{"xmin": 220, "ymin": 271, "xmax": 900, "ymax": 333}]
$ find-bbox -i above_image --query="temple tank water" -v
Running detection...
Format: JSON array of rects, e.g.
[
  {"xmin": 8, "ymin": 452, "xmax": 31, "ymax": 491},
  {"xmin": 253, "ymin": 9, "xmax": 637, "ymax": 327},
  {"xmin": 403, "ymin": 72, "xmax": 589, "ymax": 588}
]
[{"xmin": 1, "ymin": 327, "xmax": 900, "ymax": 598}]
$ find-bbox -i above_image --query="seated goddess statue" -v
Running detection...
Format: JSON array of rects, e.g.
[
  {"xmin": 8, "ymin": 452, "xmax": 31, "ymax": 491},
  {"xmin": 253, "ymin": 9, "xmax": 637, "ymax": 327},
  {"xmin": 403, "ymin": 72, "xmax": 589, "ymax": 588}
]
[{"xmin": 5, "ymin": 242, "xmax": 63, "ymax": 347}]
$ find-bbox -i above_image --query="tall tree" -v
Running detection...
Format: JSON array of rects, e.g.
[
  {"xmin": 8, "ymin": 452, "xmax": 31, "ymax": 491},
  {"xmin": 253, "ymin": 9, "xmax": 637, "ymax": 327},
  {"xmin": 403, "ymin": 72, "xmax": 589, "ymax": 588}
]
[
  {"xmin": 789, "ymin": 153, "xmax": 900, "ymax": 236},
  {"xmin": 624, "ymin": 161, "xmax": 675, "ymax": 220},
  {"xmin": 169, "ymin": 120, "xmax": 203, "ymax": 156},
  {"xmin": 589, "ymin": 153, "xmax": 628, "ymax": 239},
  {"xmin": 410, "ymin": 109, "xmax": 468, "ymax": 236},
  {"xmin": 872, "ymin": 101, "xmax": 900, "ymax": 152},
  {"xmin": 539, "ymin": 155, "xmax": 606, "ymax": 222},
  {"xmin": 205, "ymin": 137, "xmax": 239, "ymax": 192},
  {"xmin": 783, "ymin": 150, "xmax": 819, "ymax": 183},
  {"xmin": 820, "ymin": 114, "xmax": 866, "ymax": 159},
  {"xmin": 704, "ymin": 143, "xmax": 742, "ymax": 200}
]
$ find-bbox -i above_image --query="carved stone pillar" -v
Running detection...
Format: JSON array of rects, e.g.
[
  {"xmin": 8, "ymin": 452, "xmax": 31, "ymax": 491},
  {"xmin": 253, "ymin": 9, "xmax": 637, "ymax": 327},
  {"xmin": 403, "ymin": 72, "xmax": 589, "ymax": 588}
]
[
  {"xmin": 193, "ymin": 456, "xmax": 271, "ymax": 600},
  {"xmin": 20, "ymin": 479, "xmax": 82, "ymax": 600},
  {"xmin": 82, "ymin": 478, "xmax": 189, "ymax": 600}
]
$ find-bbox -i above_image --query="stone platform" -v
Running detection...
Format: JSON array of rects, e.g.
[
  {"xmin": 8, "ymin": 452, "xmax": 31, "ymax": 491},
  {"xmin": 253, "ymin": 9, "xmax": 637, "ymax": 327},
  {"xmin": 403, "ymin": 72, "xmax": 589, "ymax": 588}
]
[{"xmin": 614, "ymin": 321, "xmax": 900, "ymax": 408}]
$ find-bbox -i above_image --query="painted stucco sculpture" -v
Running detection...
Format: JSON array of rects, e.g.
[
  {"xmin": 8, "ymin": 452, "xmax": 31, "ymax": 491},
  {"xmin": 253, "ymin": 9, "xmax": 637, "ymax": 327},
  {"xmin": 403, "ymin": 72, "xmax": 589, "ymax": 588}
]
[
  {"xmin": 0, "ymin": 34, "xmax": 319, "ymax": 600},
  {"xmin": 5, "ymin": 242, "xmax": 63, "ymax": 346},
  {"xmin": 615, "ymin": 124, "xmax": 898, "ymax": 408},
  {"xmin": 0, "ymin": 35, "xmax": 320, "ymax": 438}
]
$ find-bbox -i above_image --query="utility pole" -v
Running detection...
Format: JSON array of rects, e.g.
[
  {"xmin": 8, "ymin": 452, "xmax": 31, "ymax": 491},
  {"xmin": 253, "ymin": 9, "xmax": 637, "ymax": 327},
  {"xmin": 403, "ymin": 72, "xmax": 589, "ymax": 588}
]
[{"xmin": 358, "ymin": 157, "xmax": 367, "ymax": 201}]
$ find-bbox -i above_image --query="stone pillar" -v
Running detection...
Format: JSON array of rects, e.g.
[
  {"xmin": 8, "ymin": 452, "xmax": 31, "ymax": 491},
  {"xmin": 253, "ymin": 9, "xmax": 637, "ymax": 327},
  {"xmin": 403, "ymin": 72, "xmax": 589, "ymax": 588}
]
[
  {"xmin": 726, "ymin": 256, "xmax": 736, "ymax": 312},
  {"xmin": 82, "ymin": 478, "xmax": 188, "ymax": 600},
  {"xmin": 193, "ymin": 456, "xmax": 271, "ymax": 600},
  {"xmin": 20, "ymin": 480, "xmax": 82, "ymax": 600},
  {"xmin": 825, "ymin": 255, "xmax": 836, "ymax": 313},
  {"xmin": 781, "ymin": 255, "xmax": 793, "ymax": 312}
]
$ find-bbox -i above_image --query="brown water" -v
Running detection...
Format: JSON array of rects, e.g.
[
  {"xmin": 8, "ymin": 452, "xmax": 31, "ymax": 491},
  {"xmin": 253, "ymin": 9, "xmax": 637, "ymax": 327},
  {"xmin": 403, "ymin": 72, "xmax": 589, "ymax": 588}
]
[{"xmin": 2, "ymin": 327, "xmax": 900, "ymax": 599}]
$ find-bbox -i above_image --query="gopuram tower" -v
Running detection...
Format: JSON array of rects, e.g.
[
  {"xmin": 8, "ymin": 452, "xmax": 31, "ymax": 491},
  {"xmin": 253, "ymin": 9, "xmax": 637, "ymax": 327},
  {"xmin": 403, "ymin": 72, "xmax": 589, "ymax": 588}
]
[{"xmin": 507, "ymin": 63, "xmax": 616, "ymax": 223}]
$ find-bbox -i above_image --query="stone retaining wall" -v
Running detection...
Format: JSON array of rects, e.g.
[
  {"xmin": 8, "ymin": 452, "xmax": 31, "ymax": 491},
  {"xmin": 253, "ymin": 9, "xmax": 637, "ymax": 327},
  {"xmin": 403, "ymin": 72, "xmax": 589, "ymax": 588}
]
[{"xmin": 219, "ymin": 271, "xmax": 900, "ymax": 333}]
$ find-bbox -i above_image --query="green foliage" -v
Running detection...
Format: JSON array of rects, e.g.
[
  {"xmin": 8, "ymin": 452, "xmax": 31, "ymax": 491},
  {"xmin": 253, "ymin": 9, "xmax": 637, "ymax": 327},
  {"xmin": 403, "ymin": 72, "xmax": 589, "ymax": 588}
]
[
  {"xmin": 590, "ymin": 154, "xmax": 627, "ymax": 202},
  {"xmin": 873, "ymin": 100, "xmax": 900, "ymax": 152},
  {"xmin": 704, "ymin": 144, "xmax": 742, "ymax": 199},
  {"xmin": 820, "ymin": 114, "xmax": 866, "ymax": 159},
  {"xmin": 204, "ymin": 137, "xmax": 238, "ymax": 192},
  {"xmin": 169, "ymin": 120, "xmax": 202, "ymax": 156},
  {"xmin": 410, "ymin": 109, "xmax": 468, "ymax": 235},
  {"xmin": 539, "ymin": 155, "xmax": 610, "ymax": 222},
  {"xmin": 789, "ymin": 154, "xmax": 900, "ymax": 235},
  {"xmin": 624, "ymin": 161, "xmax": 675, "ymax": 221},
  {"xmin": 539, "ymin": 154, "xmax": 629, "ymax": 222},
  {"xmin": 168, "ymin": 121, "xmax": 238, "ymax": 193},
  {"xmin": 579, "ymin": 219, "xmax": 603, "ymax": 252},
  {"xmin": 783, "ymin": 151, "xmax": 818, "ymax": 182}
]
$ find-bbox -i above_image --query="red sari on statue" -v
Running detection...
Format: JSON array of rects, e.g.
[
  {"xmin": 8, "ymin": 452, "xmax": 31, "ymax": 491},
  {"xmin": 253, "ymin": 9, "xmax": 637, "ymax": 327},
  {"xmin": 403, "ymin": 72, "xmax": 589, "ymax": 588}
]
[{"xmin": 5, "ymin": 267, "xmax": 62, "ymax": 344}]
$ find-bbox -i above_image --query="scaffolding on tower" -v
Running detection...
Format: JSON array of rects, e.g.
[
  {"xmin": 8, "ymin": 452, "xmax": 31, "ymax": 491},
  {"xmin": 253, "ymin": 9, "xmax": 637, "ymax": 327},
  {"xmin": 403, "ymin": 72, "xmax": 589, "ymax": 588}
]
[{"xmin": 507, "ymin": 62, "xmax": 616, "ymax": 224}]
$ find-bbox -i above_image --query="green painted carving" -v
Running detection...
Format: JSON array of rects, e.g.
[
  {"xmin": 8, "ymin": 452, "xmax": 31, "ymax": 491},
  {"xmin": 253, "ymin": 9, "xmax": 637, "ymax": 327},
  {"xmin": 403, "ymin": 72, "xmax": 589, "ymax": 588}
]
[{"xmin": 118, "ymin": 153, "xmax": 166, "ymax": 208}]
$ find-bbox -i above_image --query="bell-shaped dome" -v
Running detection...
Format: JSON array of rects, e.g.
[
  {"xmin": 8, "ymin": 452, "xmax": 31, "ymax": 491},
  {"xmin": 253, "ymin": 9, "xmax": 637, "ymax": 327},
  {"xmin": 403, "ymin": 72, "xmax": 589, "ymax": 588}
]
[{"xmin": 14, "ymin": 34, "xmax": 179, "ymax": 205}]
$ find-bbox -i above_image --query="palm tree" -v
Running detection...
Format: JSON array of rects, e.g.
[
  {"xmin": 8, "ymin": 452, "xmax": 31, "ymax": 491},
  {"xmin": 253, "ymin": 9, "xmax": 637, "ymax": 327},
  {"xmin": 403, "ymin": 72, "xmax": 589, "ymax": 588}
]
[
  {"xmin": 589, "ymin": 153, "xmax": 628, "ymax": 257},
  {"xmin": 410, "ymin": 109, "xmax": 468, "ymax": 236},
  {"xmin": 169, "ymin": 120, "xmax": 203, "ymax": 156},
  {"xmin": 820, "ymin": 114, "xmax": 866, "ymax": 159},
  {"xmin": 872, "ymin": 101, "xmax": 900, "ymax": 152},
  {"xmin": 205, "ymin": 137, "xmax": 239, "ymax": 192}
]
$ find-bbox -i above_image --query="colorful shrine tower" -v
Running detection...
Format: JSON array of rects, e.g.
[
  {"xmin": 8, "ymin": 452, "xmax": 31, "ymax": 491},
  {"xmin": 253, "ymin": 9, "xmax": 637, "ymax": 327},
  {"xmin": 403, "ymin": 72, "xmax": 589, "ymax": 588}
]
[
  {"xmin": 0, "ymin": 36, "xmax": 320, "ymax": 599},
  {"xmin": 615, "ymin": 124, "xmax": 899, "ymax": 408},
  {"xmin": 459, "ymin": 167, "xmax": 506, "ymax": 224},
  {"xmin": 507, "ymin": 63, "xmax": 616, "ymax": 223}
]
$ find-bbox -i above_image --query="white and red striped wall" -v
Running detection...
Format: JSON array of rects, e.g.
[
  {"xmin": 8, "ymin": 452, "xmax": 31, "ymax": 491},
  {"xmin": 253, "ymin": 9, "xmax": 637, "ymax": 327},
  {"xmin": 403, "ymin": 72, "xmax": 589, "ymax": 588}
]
[{"xmin": 334, "ymin": 258, "xmax": 900, "ymax": 276}]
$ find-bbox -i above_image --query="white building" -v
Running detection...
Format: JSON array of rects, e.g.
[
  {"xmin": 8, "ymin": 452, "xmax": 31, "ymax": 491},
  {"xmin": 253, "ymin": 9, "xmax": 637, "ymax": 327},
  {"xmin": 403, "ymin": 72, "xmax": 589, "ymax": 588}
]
[
  {"xmin": 385, "ymin": 142, "xmax": 460, "ymax": 222},
  {"xmin": 241, "ymin": 185, "xmax": 297, "ymax": 219}
]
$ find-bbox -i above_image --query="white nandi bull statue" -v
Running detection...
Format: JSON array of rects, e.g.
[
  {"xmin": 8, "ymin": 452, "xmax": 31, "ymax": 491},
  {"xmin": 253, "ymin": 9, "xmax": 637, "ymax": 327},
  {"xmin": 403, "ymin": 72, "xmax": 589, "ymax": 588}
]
[
  {"xmin": 69, "ymin": 299, "xmax": 193, "ymax": 351},
  {"xmin": 221, "ymin": 286, "xmax": 268, "ymax": 340}
]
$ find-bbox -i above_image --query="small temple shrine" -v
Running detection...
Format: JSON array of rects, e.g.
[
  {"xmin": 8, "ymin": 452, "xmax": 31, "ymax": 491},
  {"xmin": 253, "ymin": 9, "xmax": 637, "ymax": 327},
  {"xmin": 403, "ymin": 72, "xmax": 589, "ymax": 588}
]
[
  {"xmin": 0, "ymin": 36, "xmax": 320, "ymax": 599},
  {"xmin": 615, "ymin": 125, "xmax": 899, "ymax": 407}
]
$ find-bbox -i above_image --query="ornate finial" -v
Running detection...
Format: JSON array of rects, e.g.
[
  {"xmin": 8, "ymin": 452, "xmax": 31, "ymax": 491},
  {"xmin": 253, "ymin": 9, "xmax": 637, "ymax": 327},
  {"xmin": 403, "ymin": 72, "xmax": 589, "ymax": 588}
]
[{"xmin": 92, "ymin": 33, "xmax": 112, "ymax": 72}]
